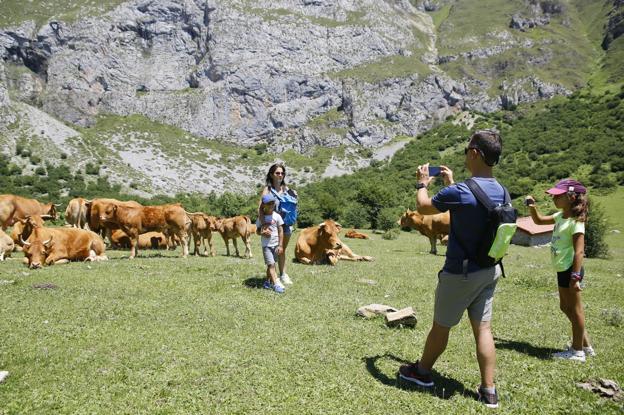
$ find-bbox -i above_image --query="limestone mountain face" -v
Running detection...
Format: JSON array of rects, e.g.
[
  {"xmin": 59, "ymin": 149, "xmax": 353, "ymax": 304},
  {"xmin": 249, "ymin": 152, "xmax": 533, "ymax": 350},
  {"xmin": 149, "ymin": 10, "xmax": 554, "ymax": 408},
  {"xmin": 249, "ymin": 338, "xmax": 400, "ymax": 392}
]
[{"xmin": 0, "ymin": 0, "xmax": 613, "ymax": 195}]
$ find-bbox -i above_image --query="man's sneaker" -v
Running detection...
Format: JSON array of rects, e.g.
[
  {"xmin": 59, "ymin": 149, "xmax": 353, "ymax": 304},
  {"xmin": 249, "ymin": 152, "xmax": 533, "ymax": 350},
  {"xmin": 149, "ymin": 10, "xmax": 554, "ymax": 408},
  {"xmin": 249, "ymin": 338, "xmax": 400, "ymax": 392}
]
[
  {"xmin": 477, "ymin": 386, "xmax": 499, "ymax": 409},
  {"xmin": 552, "ymin": 348, "xmax": 586, "ymax": 362},
  {"xmin": 280, "ymin": 273, "xmax": 293, "ymax": 285},
  {"xmin": 262, "ymin": 280, "xmax": 273, "ymax": 290},
  {"xmin": 583, "ymin": 346, "xmax": 596, "ymax": 357},
  {"xmin": 274, "ymin": 282, "xmax": 285, "ymax": 294},
  {"xmin": 398, "ymin": 361, "xmax": 434, "ymax": 387}
]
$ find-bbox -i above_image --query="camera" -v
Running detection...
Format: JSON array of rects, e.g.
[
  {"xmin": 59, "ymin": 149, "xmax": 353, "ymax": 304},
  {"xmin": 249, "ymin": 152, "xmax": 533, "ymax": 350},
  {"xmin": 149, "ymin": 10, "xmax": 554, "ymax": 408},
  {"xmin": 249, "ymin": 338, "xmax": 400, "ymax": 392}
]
[
  {"xmin": 428, "ymin": 166, "xmax": 442, "ymax": 177},
  {"xmin": 524, "ymin": 197, "xmax": 533, "ymax": 206}
]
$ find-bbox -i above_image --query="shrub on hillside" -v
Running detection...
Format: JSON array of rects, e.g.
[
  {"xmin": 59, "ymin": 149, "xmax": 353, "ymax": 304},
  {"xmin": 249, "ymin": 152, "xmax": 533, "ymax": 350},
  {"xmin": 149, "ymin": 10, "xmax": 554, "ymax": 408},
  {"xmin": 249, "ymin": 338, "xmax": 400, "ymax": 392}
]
[
  {"xmin": 342, "ymin": 203, "xmax": 369, "ymax": 229},
  {"xmin": 382, "ymin": 228, "xmax": 400, "ymax": 240},
  {"xmin": 377, "ymin": 207, "xmax": 402, "ymax": 231},
  {"xmin": 585, "ymin": 198, "xmax": 610, "ymax": 258}
]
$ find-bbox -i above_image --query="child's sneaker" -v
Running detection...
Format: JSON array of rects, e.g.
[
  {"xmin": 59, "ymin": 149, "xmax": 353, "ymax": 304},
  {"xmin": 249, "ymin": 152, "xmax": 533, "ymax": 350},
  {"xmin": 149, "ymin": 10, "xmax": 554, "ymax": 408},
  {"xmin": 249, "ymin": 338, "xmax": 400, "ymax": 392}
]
[
  {"xmin": 262, "ymin": 280, "xmax": 273, "ymax": 290},
  {"xmin": 280, "ymin": 273, "xmax": 293, "ymax": 285},
  {"xmin": 552, "ymin": 348, "xmax": 586, "ymax": 362},
  {"xmin": 583, "ymin": 346, "xmax": 596, "ymax": 357},
  {"xmin": 477, "ymin": 386, "xmax": 499, "ymax": 409},
  {"xmin": 274, "ymin": 281, "xmax": 285, "ymax": 294}
]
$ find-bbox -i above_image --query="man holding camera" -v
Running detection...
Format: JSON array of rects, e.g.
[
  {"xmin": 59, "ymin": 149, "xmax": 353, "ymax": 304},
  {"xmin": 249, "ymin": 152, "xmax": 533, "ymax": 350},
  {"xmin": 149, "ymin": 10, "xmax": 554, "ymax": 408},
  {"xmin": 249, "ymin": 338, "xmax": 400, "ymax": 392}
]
[{"xmin": 398, "ymin": 130, "xmax": 505, "ymax": 409}]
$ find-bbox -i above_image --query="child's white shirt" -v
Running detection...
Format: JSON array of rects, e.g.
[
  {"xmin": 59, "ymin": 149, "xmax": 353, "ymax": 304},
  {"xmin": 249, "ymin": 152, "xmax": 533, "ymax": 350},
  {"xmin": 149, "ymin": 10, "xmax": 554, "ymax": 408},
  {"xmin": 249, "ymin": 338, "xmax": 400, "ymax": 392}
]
[{"xmin": 256, "ymin": 212, "xmax": 284, "ymax": 248}]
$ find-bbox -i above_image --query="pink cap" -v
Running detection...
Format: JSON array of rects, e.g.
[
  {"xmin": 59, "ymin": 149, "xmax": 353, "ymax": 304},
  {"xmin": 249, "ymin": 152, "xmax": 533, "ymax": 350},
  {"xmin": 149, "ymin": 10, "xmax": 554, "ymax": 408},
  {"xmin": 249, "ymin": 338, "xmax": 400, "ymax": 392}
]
[{"xmin": 545, "ymin": 179, "xmax": 587, "ymax": 195}]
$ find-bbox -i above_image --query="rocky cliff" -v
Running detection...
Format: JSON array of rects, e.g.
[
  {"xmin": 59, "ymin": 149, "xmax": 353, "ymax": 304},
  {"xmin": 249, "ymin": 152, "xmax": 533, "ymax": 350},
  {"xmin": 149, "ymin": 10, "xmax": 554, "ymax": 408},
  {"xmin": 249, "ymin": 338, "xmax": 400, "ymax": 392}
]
[{"xmin": 0, "ymin": 0, "xmax": 614, "ymax": 195}]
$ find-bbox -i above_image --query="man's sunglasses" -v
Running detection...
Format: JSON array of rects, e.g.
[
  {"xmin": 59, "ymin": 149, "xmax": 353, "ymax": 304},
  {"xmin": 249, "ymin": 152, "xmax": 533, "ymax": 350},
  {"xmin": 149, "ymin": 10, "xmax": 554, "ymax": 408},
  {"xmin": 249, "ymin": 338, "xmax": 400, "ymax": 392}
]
[{"xmin": 464, "ymin": 146, "xmax": 485, "ymax": 158}]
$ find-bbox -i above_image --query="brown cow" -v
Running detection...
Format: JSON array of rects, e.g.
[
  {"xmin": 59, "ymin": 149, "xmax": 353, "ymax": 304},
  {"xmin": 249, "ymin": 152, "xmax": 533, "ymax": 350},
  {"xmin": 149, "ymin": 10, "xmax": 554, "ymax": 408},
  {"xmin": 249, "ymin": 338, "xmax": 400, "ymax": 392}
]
[
  {"xmin": 65, "ymin": 197, "xmax": 89, "ymax": 229},
  {"xmin": 345, "ymin": 229, "xmax": 370, "ymax": 239},
  {"xmin": 295, "ymin": 220, "xmax": 374, "ymax": 265},
  {"xmin": 22, "ymin": 227, "xmax": 107, "ymax": 269},
  {"xmin": 0, "ymin": 194, "xmax": 58, "ymax": 230},
  {"xmin": 85, "ymin": 198, "xmax": 143, "ymax": 245},
  {"xmin": 188, "ymin": 212, "xmax": 218, "ymax": 256},
  {"xmin": 215, "ymin": 216, "xmax": 252, "ymax": 258},
  {"xmin": 99, "ymin": 203, "xmax": 190, "ymax": 259},
  {"xmin": 110, "ymin": 229, "xmax": 169, "ymax": 250},
  {"xmin": 398, "ymin": 209, "xmax": 450, "ymax": 254},
  {"xmin": 0, "ymin": 229, "xmax": 14, "ymax": 261}
]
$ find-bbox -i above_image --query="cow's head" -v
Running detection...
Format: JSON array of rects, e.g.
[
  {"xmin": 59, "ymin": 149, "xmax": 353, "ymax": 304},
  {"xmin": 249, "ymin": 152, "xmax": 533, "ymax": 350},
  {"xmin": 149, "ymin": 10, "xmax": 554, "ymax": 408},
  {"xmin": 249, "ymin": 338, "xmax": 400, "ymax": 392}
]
[
  {"xmin": 15, "ymin": 215, "xmax": 45, "ymax": 244},
  {"xmin": 317, "ymin": 220, "xmax": 342, "ymax": 251},
  {"xmin": 205, "ymin": 214, "xmax": 218, "ymax": 231},
  {"xmin": 100, "ymin": 204, "xmax": 118, "ymax": 223},
  {"xmin": 22, "ymin": 230, "xmax": 54, "ymax": 269},
  {"xmin": 398, "ymin": 210, "xmax": 424, "ymax": 229},
  {"xmin": 42, "ymin": 202, "xmax": 60, "ymax": 220},
  {"xmin": 214, "ymin": 217, "xmax": 225, "ymax": 232}
]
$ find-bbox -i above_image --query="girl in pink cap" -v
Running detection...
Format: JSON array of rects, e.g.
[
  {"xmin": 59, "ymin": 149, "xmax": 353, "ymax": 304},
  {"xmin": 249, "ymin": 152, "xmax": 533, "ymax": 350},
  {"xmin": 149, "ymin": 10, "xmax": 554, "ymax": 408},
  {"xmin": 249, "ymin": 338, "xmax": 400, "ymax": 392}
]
[{"xmin": 525, "ymin": 179, "xmax": 594, "ymax": 361}]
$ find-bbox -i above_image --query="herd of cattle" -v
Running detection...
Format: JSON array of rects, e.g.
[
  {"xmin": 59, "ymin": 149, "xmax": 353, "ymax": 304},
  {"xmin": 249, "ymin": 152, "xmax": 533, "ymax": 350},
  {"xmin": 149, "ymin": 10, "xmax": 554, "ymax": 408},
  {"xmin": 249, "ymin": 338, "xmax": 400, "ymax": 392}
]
[{"xmin": 0, "ymin": 194, "xmax": 450, "ymax": 269}]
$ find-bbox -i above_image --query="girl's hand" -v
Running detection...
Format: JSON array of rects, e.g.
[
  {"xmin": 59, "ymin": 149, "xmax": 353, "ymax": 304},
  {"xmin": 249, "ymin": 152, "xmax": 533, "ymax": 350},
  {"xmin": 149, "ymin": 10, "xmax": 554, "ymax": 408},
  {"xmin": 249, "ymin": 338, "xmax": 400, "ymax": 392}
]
[
  {"xmin": 571, "ymin": 280, "xmax": 582, "ymax": 291},
  {"xmin": 277, "ymin": 246, "xmax": 283, "ymax": 255},
  {"xmin": 525, "ymin": 195, "xmax": 536, "ymax": 206}
]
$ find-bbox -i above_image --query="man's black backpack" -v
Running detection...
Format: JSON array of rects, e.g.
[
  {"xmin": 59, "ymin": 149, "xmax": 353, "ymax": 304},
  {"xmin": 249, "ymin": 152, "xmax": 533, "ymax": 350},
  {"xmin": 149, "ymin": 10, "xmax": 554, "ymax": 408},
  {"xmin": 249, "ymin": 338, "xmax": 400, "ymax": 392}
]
[{"xmin": 461, "ymin": 178, "xmax": 518, "ymax": 270}]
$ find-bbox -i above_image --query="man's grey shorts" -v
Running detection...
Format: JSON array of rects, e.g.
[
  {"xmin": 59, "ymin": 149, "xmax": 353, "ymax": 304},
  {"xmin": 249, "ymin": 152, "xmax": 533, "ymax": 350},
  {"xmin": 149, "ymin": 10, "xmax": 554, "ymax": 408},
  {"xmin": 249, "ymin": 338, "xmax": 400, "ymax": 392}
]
[
  {"xmin": 434, "ymin": 265, "xmax": 501, "ymax": 328},
  {"xmin": 262, "ymin": 246, "xmax": 279, "ymax": 266}
]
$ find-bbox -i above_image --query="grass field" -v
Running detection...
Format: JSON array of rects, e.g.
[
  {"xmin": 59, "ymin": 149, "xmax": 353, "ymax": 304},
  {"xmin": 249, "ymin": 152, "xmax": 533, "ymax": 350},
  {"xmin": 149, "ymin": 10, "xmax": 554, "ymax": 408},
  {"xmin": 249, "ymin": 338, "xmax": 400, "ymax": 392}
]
[{"xmin": 0, "ymin": 190, "xmax": 623, "ymax": 414}]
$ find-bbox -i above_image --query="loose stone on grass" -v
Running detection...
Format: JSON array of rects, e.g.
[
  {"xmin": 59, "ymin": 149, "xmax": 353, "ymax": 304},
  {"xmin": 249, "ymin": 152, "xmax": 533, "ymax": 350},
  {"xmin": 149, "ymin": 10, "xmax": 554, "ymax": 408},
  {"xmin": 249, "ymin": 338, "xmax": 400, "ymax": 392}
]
[
  {"xmin": 32, "ymin": 283, "xmax": 58, "ymax": 290},
  {"xmin": 576, "ymin": 378, "xmax": 622, "ymax": 401}
]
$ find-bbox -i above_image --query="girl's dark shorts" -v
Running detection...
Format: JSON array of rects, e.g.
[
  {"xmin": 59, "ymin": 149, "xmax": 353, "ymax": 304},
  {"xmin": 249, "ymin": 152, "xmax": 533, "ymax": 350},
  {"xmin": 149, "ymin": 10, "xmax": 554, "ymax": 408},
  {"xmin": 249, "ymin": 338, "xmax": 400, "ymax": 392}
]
[{"xmin": 557, "ymin": 266, "xmax": 585, "ymax": 288}]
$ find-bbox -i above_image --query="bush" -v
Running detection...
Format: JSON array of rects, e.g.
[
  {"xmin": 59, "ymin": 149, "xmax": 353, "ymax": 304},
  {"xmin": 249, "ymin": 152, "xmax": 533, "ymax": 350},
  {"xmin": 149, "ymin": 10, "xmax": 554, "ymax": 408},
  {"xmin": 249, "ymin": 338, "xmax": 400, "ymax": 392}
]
[
  {"xmin": 342, "ymin": 203, "xmax": 369, "ymax": 229},
  {"xmin": 376, "ymin": 207, "xmax": 402, "ymax": 231},
  {"xmin": 85, "ymin": 163, "xmax": 100, "ymax": 175},
  {"xmin": 585, "ymin": 199, "xmax": 610, "ymax": 258},
  {"xmin": 381, "ymin": 228, "xmax": 400, "ymax": 240},
  {"xmin": 600, "ymin": 308, "xmax": 623, "ymax": 327},
  {"xmin": 34, "ymin": 166, "xmax": 46, "ymax": 176}
]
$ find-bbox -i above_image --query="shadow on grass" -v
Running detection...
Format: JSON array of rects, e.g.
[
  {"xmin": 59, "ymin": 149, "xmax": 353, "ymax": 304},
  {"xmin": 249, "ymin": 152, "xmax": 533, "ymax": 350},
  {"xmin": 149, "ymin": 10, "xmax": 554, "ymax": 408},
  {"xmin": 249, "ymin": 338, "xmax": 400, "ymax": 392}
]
[
  {"xmin": 243, "ymin": 277, "xmax": 266, "ymax": 289},
  {"xmin": 363, "ymin": 354, "xmax": 477, "ymax": 400},
  {"xmin": 494, "ymin": 337, "xmax": 556, "ymax": 360}
]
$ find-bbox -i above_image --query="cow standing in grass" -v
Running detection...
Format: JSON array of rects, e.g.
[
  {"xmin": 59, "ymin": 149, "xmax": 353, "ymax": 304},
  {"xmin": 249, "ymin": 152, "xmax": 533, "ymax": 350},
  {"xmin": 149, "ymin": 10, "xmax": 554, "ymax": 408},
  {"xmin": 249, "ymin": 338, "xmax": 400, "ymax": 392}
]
[
  {"xmin": 65, "ymin": 197, "xmax": 89, "ymax": 229},
  {"xmin": 85, "ymin": 198, "xmax": 143, "ymax": 245},
  {"xmin": 216, "ymin": 216, "xmax": 252, "ymax": 258},
  {"xmin": 398, "ymin": 209, "xmax": 450, "ymax": 255},
  {"xmin": 0, "ymin": 194, "xmax": 58, "ymax": 230},
  {"xmin": 189, "ymin": 212, "xmax": 218, "ymax": 257},
  {"xmin": 99, "ymin": 203, "xmax": 190, "ymax": 259}
]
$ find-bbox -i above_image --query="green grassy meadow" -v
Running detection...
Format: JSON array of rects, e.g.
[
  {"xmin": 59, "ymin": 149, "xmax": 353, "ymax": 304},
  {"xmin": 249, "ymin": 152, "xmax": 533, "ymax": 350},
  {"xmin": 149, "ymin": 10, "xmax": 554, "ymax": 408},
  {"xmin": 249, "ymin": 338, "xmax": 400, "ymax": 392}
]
[{"xmin": 0, "ymin": 189, "xmax": 623, "ymax": 414}]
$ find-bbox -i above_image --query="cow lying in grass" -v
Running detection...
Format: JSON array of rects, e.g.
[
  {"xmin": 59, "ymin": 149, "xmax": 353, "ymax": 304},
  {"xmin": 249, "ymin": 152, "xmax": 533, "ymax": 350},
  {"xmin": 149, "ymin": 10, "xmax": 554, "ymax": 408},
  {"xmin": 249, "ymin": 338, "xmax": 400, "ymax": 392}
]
[
  {"xmin": 0, "ymin": 229, "xmax": 14, "ymax": 261},
  {"xmin": 22, "ymin": 226, "xmax": 108, "ymax": 269},
  {"xmin": 398, "ymin": 209, "xmax": 450, "ymax": 255},
  {"xmin": 344, "ymin": 229, "xmax": 370, "ymax": 239},
  {"xmin": 295, "ymin": 220, "xmax": 374, "ymax": 265}
]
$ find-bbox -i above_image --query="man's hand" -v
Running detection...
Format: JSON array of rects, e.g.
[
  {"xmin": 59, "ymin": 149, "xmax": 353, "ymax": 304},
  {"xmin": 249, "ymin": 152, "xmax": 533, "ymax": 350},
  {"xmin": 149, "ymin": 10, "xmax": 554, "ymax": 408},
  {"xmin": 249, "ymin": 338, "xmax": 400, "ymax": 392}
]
[
  {"xmin": 440, "ymin": 165, "xmax": 454, "ymax": 186},
  {"xmin": 277, "ymin": 246, "xmax": 284, "ymax": 255},
  {"xmin": 416, "ymin": 163, "xmax": 435, "ymax": 188}
]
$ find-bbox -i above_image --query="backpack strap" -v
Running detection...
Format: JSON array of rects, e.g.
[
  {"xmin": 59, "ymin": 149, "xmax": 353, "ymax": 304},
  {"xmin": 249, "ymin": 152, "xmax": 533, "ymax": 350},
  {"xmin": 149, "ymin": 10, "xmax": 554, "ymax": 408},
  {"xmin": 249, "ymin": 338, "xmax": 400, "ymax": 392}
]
[{"xmin": 465, "ymin": 178, "xmax": 495, "ymax": 210}]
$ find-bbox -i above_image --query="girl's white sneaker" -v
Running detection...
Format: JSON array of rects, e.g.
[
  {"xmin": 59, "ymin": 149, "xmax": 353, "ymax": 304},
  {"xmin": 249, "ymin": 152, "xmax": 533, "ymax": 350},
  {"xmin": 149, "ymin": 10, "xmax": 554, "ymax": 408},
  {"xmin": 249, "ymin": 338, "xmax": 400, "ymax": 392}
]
[
  {"xmin": 583, "ymin": 346, "xmax": 596, "ymax": 357},
  {"xmin": 553, "ymin": 348, "xmax": 586, "ymax": 362},
  {"xmin": 280, "ymin": 274, "xmax": 293, "ymax": 285}
]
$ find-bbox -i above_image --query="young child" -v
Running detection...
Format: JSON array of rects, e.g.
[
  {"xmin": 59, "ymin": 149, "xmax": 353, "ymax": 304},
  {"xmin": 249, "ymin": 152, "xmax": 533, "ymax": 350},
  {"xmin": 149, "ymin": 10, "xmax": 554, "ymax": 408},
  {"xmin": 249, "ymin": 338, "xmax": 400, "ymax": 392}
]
[
  {"xmin": 526, "ymin": 178, "xmax": 595, "ymax": 362},
  {"xmin": 257, "ymin": 194, "xmax": 285, "ymax": 293}
]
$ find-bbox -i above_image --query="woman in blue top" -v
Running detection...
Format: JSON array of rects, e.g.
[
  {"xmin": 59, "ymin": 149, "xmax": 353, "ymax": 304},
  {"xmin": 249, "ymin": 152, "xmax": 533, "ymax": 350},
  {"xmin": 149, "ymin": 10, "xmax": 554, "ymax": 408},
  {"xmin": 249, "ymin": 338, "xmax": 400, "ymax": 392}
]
[{"xmin": 258, "ymin": 163, "xmax": 297, "ymax": 286}]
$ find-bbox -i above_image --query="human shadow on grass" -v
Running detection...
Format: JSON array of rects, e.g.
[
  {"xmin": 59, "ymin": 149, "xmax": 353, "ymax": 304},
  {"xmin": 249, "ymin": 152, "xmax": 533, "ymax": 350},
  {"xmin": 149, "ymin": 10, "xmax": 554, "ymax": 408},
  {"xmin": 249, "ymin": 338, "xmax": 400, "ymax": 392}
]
[
  {"xmin": 494, "ymin": 337, "xmax": 556, "ymax": 360},
  {"xmin": 243, "ymin": 277, "xmax": 266, "ymax": 289},
  {"xmin": 363, "ymin": 353, "xmax": 477, "ymax": 400}
]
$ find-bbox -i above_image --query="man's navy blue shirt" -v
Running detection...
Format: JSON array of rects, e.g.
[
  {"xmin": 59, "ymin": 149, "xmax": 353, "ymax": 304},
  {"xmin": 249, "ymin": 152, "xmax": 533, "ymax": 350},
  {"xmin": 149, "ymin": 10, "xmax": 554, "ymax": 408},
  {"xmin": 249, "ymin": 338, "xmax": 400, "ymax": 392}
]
[{"xmin": 432, "ymin": 177, "xmax": 505, "ymax": 274}]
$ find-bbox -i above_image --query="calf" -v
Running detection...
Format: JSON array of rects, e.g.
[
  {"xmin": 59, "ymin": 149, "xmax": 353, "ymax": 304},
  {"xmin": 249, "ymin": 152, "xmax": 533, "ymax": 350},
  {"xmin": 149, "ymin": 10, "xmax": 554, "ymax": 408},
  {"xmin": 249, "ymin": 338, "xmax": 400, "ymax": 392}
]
[
  {"xmin": 85, "ymin": 198, "xmax": 142, "ymax": 244},
  {"xmin": 215, "ymin": 216, "xmax": 252, "ymax": 258},
  {"xmin": 0, "ymin": 229, "xmax": 14, "ymax": 261},
  {"xmin": 345, "ymin": 229, "xmax": 370, "ymax": 239},
  {"xmin": 22, "ymin": 227, "xmax": 107, "ymax": 269},
  {"xmin": 295, "ymin": 220, "xmax": 373, "ymax": 265},
  {"xmin": 189, "ymin": 212, "xmax": 218, "ymax": 256},
  {"xmin": 99, "ymin": 203, "xmax": 190, "ymax": 259},
  {"xmin": 110, "ymin": 230, "xmax": 169, "ymax": 250},
  {"xmin": 398, "ymin": 210, "xmax": 450, "ymax": 255}
]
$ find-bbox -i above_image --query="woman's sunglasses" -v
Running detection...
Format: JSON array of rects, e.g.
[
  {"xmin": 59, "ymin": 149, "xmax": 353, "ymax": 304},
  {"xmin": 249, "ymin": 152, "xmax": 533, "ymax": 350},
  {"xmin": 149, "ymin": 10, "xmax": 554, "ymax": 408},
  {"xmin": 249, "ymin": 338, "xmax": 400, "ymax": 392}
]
[{"xmin": 274, "ymin": 171, "xmax": 284, "ymax": 176}]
